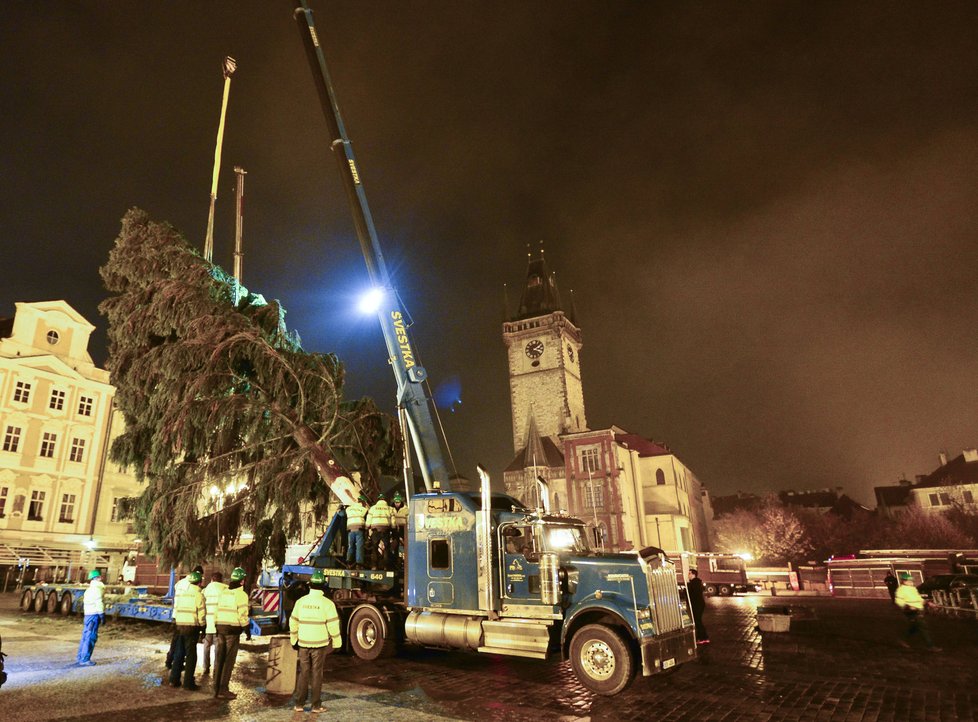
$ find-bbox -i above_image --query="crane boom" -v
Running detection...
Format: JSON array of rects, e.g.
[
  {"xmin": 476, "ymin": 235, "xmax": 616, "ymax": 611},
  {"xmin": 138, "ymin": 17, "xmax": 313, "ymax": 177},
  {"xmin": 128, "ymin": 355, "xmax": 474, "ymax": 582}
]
[{"xmin": 293, "ymin": 0, "xmax": 450, "ymax": 491}]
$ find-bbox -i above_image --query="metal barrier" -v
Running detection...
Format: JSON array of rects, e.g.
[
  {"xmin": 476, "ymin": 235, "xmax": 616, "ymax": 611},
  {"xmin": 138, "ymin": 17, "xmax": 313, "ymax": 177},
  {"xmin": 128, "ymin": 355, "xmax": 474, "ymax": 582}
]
[{"xmin": 931, "ymin": 588, "xmax": 978, "ymax": 618}]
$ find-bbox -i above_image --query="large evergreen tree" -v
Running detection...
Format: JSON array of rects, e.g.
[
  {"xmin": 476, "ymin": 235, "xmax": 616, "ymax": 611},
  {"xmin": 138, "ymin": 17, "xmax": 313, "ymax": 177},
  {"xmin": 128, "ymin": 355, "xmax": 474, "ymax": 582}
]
[{"xmin": 99, "ymin": 208, "xmax": 400, "ymax": 571}]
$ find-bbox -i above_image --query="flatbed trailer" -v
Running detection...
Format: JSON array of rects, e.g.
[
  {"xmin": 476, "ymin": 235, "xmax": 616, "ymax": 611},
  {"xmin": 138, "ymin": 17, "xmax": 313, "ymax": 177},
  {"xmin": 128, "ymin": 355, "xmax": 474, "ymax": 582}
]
[{"xmin": 18, "ymin": 581, "xmax": 278, "ymax": 636}]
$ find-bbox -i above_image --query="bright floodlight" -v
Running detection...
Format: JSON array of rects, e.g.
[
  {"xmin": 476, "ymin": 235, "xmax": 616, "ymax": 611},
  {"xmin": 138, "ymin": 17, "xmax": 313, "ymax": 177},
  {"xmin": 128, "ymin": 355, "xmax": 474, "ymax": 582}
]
[{"xmin": 358, "ymin": 287, "xmax": 385, "ymax": 314}]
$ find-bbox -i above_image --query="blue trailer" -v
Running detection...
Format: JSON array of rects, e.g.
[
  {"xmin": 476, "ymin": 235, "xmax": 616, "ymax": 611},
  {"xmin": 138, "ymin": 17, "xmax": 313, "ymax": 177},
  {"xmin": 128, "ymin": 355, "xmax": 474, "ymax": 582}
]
[{"xmin": 19, "ymin": 574, "xmax": 277, "ymax": 637}]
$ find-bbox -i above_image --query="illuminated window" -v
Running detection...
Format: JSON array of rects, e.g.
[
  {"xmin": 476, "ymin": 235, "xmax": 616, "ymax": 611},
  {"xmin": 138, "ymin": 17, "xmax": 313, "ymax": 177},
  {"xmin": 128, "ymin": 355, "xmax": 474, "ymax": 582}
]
[
  {"xmin": 3, "ymin": 426, "xmax": 21, "ymax": 453},
  {"xmin": 656, "ymin": 469, "xmax": 666, "ymax": 486},
  {"xmin": 28, "ymin": 490, "xmax": 45, "ymax": 521},
  {"xmin": 78, "ymin": 395, "xmax": 94, "ymax": 416},
  {"xmin": 39, "ymin": 432, "xmax": 57, "ymax": 458},
  {"xmin": 13, "ymin": 381, "xmax": 31, "ymax": 404},
  {"xmin": 581, "ymin": 447, "xmax": 600, "ymax": 473},
  {"xmin": 69, "ymin": 438, "xmax": 86, "ymax": 463},
  {"xmin": 49, "ymin": 388, "xmax": 66, "ymax": 411},
  {"xmin": 59, "ymin": 494, "xmax": 76, "ymax": 523}
]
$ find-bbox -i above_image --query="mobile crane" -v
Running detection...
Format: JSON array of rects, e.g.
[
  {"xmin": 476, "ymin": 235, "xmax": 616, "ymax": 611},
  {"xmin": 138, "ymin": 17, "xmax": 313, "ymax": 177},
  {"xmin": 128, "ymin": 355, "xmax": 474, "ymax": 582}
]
[{"xmin": 280, "ymin": 0, "xmax": 697, "ymax": 695}]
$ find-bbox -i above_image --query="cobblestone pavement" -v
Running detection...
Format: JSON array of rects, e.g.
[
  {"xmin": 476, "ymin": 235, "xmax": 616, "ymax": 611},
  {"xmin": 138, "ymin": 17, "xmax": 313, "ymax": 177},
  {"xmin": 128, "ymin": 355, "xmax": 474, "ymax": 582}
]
[{"xmin": 0, "ymin": 593, "xmax": 976, "ymax": 721}]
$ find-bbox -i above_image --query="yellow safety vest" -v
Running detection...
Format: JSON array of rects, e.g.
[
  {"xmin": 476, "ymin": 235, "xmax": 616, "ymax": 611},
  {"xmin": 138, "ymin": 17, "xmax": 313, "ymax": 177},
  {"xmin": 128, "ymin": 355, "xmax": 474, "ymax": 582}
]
[
  {"xmin": 394, "ymin": 504, "xmax": 409, "ymax": 529},
  {"xmin": 215, "ymin": 585, "xmax": 250, "ymax": 628},
  {"xmin": 346, "ymin": 502, "xmax": 368, "ymax": 530},
  {"xmin": 172, "ymin": 583, "xmax": 205, "ymax": 627},
  {"xmin": 895, "ymin": 583, "xmax": 925, "ymax": 611},
  {"xmin": 289, "ymin": 589, "xmax": 342, "ymax": 649},
  {"xmin": 366, "ymin": 501, "xmax": 393, "ymax": 529},
  {"xmin": 202, "ymin": 581, "xmax": 228, "ymax": 633}
]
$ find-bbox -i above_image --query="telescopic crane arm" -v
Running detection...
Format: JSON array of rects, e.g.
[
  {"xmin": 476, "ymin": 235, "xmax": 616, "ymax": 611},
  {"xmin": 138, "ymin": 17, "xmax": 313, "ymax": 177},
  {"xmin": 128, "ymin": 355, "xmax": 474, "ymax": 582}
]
[{"xmin": 293, "ymin": 0, "xmax": 450, "ymax": 492}]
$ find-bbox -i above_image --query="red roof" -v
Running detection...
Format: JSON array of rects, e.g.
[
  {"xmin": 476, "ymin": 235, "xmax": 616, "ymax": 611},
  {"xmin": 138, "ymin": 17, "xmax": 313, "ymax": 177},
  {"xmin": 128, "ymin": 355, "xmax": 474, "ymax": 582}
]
[{"xmin": 614, "ymin": 433, "xmax": 671, "ymax": 457}]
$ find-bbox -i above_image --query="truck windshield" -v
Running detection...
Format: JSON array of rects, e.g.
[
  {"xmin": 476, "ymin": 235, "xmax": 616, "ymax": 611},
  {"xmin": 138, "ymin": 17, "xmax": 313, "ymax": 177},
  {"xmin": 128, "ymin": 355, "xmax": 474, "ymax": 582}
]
[{"xmin": 543, "ymin": 524, "xmax": 592, "ymax": 554}]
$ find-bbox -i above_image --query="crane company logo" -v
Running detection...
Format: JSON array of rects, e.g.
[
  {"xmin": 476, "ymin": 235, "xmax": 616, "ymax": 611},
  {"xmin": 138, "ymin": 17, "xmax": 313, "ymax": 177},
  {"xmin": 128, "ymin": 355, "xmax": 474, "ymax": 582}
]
[
  {"xmin": 421, "ymin": 514, "xmax": 469, "ymax": 532},
  {"xmin": 347, "ymin": 158, "xmax": 361, "ymax": 184},
  {"xmin": 390, "ymin": 312, "xmax": 416, "ymax": 369},
  {"xmin": 508, "ymin": 559, "xmax": 523, "ymax": 573}
]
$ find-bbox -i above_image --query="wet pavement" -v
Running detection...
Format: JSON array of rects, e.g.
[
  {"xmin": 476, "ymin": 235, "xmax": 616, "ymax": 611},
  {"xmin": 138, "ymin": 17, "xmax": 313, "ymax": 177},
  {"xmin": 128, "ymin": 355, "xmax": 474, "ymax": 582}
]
[{"xmin": 0, "ymin": 592, "xmax": 976, "ymax": 721}]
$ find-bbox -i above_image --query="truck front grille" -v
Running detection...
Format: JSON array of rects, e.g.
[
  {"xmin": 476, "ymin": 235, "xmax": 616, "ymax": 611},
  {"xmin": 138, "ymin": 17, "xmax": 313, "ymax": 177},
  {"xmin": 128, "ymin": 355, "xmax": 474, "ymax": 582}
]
[{"xmin": 647, "ymin": 562, "xmax": 684, "ymax": 634}]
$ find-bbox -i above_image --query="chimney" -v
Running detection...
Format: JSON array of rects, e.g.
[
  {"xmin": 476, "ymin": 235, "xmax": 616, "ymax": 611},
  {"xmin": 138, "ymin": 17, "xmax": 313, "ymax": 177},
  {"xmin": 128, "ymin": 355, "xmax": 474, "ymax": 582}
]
[
  {"xmin": 938, "ymin": 451, "xmax": 948, "ymax": 467},
  {"xmin": 963, "ymin": 449, "xmax": 978, "ymax": 463}
]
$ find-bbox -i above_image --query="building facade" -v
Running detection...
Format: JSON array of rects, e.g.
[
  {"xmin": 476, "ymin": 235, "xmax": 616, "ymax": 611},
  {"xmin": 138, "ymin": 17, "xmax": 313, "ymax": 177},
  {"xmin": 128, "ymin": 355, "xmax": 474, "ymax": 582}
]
[
  {"xmin": 874, "ymin": 450, "xmax": 978, "ymax": 516},
  {"xmin": 0, "ymin": 301, "xmax": 141, "ymax": 584},
  {"xmin": 501, "ymin": 252, "xmax": 711, "ymax": 553}
]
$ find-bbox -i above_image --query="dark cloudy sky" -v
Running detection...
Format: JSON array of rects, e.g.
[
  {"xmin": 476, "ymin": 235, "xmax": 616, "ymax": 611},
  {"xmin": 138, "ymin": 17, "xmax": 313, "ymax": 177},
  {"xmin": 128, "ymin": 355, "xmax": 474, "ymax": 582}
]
[{"xmin": 3, "ymin": 1, "xmax": 978, "ymax": 505}]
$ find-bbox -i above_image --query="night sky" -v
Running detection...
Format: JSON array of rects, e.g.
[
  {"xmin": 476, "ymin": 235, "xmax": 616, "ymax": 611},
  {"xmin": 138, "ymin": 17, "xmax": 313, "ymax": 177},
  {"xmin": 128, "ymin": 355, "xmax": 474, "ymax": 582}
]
[{"xmin": 3, "ymin": 1, "xmax": 978, "ymax": 506}]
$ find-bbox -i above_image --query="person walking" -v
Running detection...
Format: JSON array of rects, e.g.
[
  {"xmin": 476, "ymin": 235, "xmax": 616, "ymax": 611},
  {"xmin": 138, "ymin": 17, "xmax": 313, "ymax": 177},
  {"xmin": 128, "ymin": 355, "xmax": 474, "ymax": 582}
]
[
  {"xmin": 366, "ymin": 493, "xmax": 394, "ymax": 570},
  {"xmin": 76, "ymin": 569, "xmax": 105, "ymax": 666},
  {"xmin": 166, "ymin": 565, "xmax": 203, "ymax": 672},
  {"xmin": 895, "ymin": 572, "xmax": 940, "ymax": 652},
  {"xmin": 389, "ymin": 492, "xmax": 408, "ymax": 565},
  {"xmin": 686, "ymin": 569, "xmax": 710, "ymax": 645},
  {"xmin": 201, "ymin": 571, "xmax": 227, "ymax": 676},
  {"xmin": 213, "ymin": 567, "xmax": 250, "ymax": 700},
  {"xmin": 290, "ymin": 570, "xmax": 342, "ymax": 713},
  {"xmin": 884, "ymin": 571, "xmax": 899, "ymax": 602},
  {"xmin": 345, "ymin": 494, "xmax": 369, "ymax": 568},
  {"xmin": 169, "ymin": 570, "xmax": 206, "ymax": 690}
]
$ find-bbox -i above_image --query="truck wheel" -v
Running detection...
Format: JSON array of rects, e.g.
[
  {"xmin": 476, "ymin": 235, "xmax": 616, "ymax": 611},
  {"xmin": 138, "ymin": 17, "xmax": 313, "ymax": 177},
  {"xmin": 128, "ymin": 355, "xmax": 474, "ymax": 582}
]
[
  {"xmin": 47, "ymin": 591, "xmax": 60, "ymax": 612},
  {"xmin": 569, "ymin": 624, "xmax": 636, "ymax": 696},
  {"xmin": 348, "ymin": 606, "xmax": 395, "ymax": 660},
  {"xmin": 60, "ymin": 592, "xmax": 75, "ymax": 615},
  {"xmin": 704, "ymin": 584, "xmax": 717, "ymax": 597},
  {"xmin": 719, "ymin": 585, "xmax": 732, "ymax": 597},
  {"xmin": 20, "ymin": 589, "xmax": 35, "ymax": 612},
  {"xmin": 33, "ymin": 589, "xmax": 48, "ymax": 613}
]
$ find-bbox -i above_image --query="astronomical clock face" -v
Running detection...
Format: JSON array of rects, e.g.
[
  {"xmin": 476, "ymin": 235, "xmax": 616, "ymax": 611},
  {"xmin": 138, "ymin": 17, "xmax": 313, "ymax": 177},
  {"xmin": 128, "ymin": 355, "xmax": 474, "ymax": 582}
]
[{"xmin": 524, "ymin": 339, "xmax": 544, "ymax": 359}]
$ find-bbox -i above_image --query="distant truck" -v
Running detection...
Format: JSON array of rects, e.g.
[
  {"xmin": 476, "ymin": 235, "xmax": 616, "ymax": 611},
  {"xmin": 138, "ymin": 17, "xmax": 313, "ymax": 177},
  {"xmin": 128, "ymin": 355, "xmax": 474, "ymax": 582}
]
[{"xmin": 670, "ymin": 552, "xmax": 760, "ymax": 596}]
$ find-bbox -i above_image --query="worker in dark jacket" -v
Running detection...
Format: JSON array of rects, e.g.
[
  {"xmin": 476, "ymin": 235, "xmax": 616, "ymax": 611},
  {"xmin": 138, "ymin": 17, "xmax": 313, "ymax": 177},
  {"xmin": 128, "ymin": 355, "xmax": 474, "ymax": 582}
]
[{"xmin": 686, "ymin": 569, "xmax": 709, "ymax": 645}]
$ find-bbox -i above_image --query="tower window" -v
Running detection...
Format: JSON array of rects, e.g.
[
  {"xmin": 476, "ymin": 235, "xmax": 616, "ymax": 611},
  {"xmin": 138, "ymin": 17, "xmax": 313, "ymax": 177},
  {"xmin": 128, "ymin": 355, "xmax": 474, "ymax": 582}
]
[
  {"xmin": 656, "ymin": 469, "xmax": 666, "ymax": 486},
  {"xmin": 581, "ymin": 447, "xmax": 600, "ymax": 473},
  {"xmin": 46, "ymin": 329, "xmax": 60, "ymax": 345}
]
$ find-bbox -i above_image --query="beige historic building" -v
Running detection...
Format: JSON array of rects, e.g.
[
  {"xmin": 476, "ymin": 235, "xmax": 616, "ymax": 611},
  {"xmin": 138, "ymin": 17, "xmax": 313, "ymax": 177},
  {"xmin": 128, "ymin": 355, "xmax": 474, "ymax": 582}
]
[
  {"xmin": 0, "ymin": 301, "xmax": 141, "ymax": 585},
  {"xmin": 502, "ymin": 252, "xmax": 712, "ymax": 553}
]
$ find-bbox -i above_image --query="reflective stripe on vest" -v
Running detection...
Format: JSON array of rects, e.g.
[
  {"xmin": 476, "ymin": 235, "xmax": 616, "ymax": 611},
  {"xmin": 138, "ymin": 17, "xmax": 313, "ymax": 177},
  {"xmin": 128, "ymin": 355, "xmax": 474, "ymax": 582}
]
[
  {"xmin": 366, "ymin": 502, "xmax": 392, "ymax": 529},
  {"xmin": 288, "ymin": 590, "xmax": 342, "ymax": 648},
  {"xmin": 173, "ymin": 584, "xmax": 205, "ymax": 625},
  {"xmin": 203, "ymin": 582, "xmax": 228, "ymax": 633},
  {"xmin": 346, "ymin": 502, "xmax": 367, "ymax": 529},
  {"xmin": 215, "ymin": 586, "xmax": 250, "ymax": 627},
  {"xmin": 394, "ymin": 505, "xmax": 408, "ymax": 528}
]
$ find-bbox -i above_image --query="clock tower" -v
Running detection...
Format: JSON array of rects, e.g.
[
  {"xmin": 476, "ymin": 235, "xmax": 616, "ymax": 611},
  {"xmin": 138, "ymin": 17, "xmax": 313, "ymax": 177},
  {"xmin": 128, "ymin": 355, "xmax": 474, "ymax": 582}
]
[{"xmin": 503, "ymin": 249, "xmax": 587, "ymax": 453}]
